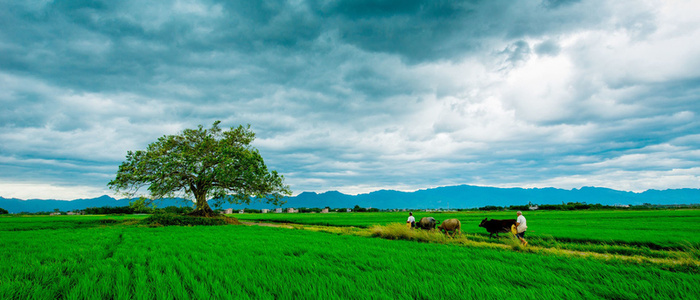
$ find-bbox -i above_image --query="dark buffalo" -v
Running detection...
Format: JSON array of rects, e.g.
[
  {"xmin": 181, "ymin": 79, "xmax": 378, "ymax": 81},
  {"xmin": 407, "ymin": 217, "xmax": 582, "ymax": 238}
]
[
  {"xmin": 478, "ymin": 218, "xmax": 516, "ymax": 238},
  {"xmin": 416, "ymin": 217, "xmax": 437, "ymax": 230},
  {"xmin": 438, "ymin": 219, "xmax": 461, "ymax": 237}
]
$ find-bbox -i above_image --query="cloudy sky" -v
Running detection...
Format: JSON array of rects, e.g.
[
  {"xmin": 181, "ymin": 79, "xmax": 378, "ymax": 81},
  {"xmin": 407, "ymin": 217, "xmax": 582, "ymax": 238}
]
[{"xmin": 1, "ymin": 0, "xmax": 699, "ymax": 200}]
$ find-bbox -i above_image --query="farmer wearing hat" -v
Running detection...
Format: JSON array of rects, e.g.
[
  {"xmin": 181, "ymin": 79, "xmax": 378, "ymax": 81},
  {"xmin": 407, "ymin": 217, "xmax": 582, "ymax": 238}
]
[
  {"xmin": 407, "ymin": 212, "xmax": 416, "ymax": 229},
  {"xmin": 515, "ymin": 211, "xmax": 528, "ymax": 246}
]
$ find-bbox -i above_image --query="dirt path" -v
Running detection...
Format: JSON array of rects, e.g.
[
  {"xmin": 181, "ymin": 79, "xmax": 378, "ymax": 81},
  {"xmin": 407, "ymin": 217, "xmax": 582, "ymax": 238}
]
[{"xmin": 241, "ymin": 221, "xmax": 294, "ymax": 229}]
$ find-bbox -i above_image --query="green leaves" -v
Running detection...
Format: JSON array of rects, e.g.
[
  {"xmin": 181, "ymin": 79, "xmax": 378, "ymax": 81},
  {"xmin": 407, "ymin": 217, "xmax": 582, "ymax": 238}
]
[{"xmin": 108, "ymin": 121, "xmax": 291, "ymax": 211}]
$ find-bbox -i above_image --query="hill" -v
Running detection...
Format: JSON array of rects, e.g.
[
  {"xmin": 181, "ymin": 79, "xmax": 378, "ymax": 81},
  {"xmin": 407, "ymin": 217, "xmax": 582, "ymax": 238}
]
[
  {"xmin": 1, "ymin": 185, "xmax": 699, "ymax": 213},
  {"xmin": 0, "ymin": 196, "xmax": 188, "ymax": 214}
]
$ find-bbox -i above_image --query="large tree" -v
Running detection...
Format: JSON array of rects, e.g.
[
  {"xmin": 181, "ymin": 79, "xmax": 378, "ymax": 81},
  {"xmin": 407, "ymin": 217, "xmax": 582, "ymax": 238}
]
[{"xmin": 108, "ymin": 121, "xmax": 291, "ymax": 217}]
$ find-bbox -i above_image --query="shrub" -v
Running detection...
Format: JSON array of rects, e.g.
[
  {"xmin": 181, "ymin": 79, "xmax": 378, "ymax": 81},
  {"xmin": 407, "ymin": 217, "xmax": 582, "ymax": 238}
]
[
  {"xmin": 370, "ymin": 223, "xmax": 452, "ymax": 244},
  {"xmin": 141, "ymin": 213, "xmax": 240, "ymax": 226},
  {"xmin": 479, "ymin": 205, "xmax": 503, "ymax": 211}
]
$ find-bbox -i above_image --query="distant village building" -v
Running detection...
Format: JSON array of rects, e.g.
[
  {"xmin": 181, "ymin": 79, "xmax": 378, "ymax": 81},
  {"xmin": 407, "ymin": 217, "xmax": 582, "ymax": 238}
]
[
  {"xmin": 66, "ymin": 212, "xmax": 75, "ymax": 215},
  {"xmin": 528, "ymin": 205, "xmax": 539, "ymax": 211},
  {"xmin": 223, "ymin": 208, "xmax": 233, "ymax": 214},
  {"xmin": 346, "ymin": 208, "xmax": 352, "ymax": 212},
  {"xmin": 49, "ymin": 212, "xmax": 61, "ymax": 216},
  {"xmin": 238, "ymin": 209, "xmax": 245, "ymax": 214},
  {"xmin": 614, "ymin": 204, "xmax": 630, "ymax": 208},
  {"xmin": 261, "ymin": 209, "xmax": 269, "ymax": 214},
  {"xmin": 321, "ymin": 208, "xmax": 329, "ymax": 213},
  {"xmin": 287, "ymin": 208, "xmax": 298, "ymax": 213},
  {"xmin": 275, "ymin": 208, "xmax": 282, "ymax": 213}
]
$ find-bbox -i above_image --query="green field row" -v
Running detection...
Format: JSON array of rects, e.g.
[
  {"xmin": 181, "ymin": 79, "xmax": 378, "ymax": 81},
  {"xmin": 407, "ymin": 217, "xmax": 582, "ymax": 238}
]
[
  {"xmin": 1, "ymin": 217, "xmax": 698, "ymax": 299},
  {"xmin": 233, "ymin": 209, "xmax": 700, "ymax": 249}
]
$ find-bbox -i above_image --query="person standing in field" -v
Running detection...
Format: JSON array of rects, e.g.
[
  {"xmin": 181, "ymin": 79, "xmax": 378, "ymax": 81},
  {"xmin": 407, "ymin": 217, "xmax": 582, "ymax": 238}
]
[
  {"xmin": 515, "ymin": 211, "xmax": 528, "ymax": 246},
  {"xmin": 407, "ymin": 212, "xmax": 415, "ymax": 229}
]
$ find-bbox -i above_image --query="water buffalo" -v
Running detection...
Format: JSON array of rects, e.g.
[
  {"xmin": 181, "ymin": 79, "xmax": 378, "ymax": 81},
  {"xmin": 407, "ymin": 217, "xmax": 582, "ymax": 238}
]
[
  {"xmin": 478, "ymin": 218, "xmax": 516, "ymax": 238},
  {"xmin": 416, "ymin": 217, "xmax": 437, "ymax": 230},
  {"xmin": 438, "ymin": 219, "xmax": 461, "ymax": 237}
]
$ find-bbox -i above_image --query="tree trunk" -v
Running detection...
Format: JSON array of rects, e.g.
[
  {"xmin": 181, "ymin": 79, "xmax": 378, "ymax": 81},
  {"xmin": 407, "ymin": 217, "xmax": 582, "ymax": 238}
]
[{"xmin": 189, "ymin": 190, "xmax": 216, "ymax": 217}]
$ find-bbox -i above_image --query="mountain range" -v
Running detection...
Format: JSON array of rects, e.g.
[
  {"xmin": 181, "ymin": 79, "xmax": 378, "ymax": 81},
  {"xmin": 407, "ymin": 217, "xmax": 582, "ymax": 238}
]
[{"xmin": 1, "ymin": 185, "xmax": 699, "ymax": 213}]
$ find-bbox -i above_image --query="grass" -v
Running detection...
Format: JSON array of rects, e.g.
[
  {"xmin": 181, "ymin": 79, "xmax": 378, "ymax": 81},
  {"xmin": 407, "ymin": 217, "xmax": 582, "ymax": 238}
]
[
  {"xmin": 0, "ymin": 214, "xmax": 146, "ymax": 231},
  {"xmin": 141, "ymin": 213, "xmax": 240, "ymax": 226},
  {"xmin": 235, "ymin": 209, "xmax": 700, "ymax": 249},
  {"xmin": 1, "ymin": 212, "xmax": 699, "ymax": 299}
]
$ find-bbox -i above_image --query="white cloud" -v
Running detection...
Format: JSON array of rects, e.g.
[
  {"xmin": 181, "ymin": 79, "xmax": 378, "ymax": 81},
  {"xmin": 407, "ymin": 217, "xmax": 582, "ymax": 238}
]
[
  {"xmin": 0, "ymin": 182, "xmax": 115, "ymax": 200},
  {"xmin": 519, "ymin": 167, "xmax": 700, "ymax": 193},
  {"xmin": 1, "ymin": 0, "xmax": 699, "ymax": 199}
]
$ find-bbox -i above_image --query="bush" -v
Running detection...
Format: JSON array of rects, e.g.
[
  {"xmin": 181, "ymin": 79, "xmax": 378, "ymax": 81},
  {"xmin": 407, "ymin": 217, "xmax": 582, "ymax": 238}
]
[
  {"xmin": 162, "ymin": 206, "xmax": 194, "ymax": 214},
  {"xmin": 479, "ymin": 205, "xmax": 503, "ymax": 211},
  {"xmin": 508, "ymin": 205, "xmax": 530, "ymax": 211},
  {"xmin": 0, "ymin": 207, "xmax": 8, "ymax": 215},
  {"xmin": 370, "ymin": 223, "xmax": 454, "ymax": 243},
  {"xmin": 141, "ymin": 213, "xmax": 240, "ymax": 226}
]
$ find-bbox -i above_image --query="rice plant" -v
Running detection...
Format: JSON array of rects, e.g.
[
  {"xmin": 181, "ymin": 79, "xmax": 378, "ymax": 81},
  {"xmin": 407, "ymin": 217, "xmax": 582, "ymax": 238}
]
[{"xmin": 2, "ymin": 213, "xmax": 700, "ymax": 299}]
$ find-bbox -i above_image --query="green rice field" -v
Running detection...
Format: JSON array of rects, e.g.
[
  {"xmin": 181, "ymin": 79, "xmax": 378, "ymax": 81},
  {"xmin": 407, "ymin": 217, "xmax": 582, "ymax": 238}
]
[
  {"xmin": 1, "ymin": 210, "xmax": 699, "ymax": 299},
  {"xmin": 236, "ymin": 210, "xmax": 700, "ymax": 249}
]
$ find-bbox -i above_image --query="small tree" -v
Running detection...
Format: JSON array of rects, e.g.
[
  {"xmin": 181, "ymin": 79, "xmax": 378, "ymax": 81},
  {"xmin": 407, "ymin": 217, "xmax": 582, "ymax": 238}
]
[
  {"xmin": 108, "ymin": 121, "xmax": 291, "ymax": 217},
  {"xmin": 129, "ymin": 196, "xmax": 155, "ymax": 214},
  {"xmin": 0, "ymin": 207, "xmax": 8, "ymax": 215}
]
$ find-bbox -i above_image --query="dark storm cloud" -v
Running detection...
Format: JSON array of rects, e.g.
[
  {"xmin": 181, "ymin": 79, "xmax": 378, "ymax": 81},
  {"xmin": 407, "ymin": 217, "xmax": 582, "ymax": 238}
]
[
  {"xmin": 0, "ymin": 0, "xmax": 605, "ymax": 94},
  {"xmin": 309, "ymin": 0, "xmax": 606, "ymax": 63},
  {"xmin": 541, "ymin": 0, "xmax": 582, "ymax": 9}
]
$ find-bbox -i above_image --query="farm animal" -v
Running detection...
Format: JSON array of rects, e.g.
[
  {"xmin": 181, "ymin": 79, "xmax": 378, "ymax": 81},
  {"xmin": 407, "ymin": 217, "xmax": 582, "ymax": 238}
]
[
  {"xmin": 416, "ymin": 217, "xmax": 437, "ymax": 230},
  {"xmin": 478, "ymin": 218, "xmax": 517, "ymax": 238},
  {"xmin": 437, "ymin": 219, "xmax": 461, "ymax": 237}
]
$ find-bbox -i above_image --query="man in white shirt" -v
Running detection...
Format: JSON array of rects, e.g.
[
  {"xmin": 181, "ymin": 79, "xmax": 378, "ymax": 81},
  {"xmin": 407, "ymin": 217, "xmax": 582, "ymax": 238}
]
[
  {"xmin": 407, "ymin": 212, "xmax": 415, "ymax": 229},
  {"xmin": 516, "ymin": 211, "xmax": 528, "ymax": 246}
]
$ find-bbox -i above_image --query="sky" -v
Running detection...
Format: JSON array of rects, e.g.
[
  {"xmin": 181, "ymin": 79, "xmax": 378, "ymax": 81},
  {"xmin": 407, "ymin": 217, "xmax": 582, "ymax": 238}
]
[{"xmin": 1, "ymin": 0, "xmax": 699, "ymax": 200}]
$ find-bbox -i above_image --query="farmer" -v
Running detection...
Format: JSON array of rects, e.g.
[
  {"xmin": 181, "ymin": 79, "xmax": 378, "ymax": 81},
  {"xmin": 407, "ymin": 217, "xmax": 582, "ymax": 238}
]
[
  {"xmin": 515, "ymin": 211, "xmax": 528, "ymax": 246},
  {"xmin": 407, "ymin": 212, "xmax": 416, "ymax": 229}
]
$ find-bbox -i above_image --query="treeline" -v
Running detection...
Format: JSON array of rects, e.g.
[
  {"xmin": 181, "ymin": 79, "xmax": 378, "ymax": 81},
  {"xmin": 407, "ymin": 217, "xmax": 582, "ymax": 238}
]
[
  {"xmin": 7, "ymin": 210, "xmax": 75, "ymax": 216},
  {"xmin": 289, "ymin": 205, "xmax": 380, "ymax": 213},
  {"xmin": 475, "ymin": 202, "xmax": 700, "ymax": 211},
  {"xmin": 6, "ymin": 202, "xmax": 698, "ymax": 216},
  {"xmin": 222, "ymin": 205, "xmax": 380, "ymax": 214},
  {"xmin": 476, "ymin": 202, "xmax": 600, "ymax": 211},
  {"xmin": 84, "ymin": 205, "xmax": 194, "ymax": 215},
  {"xmin": 9, "ymin": 206, "xmax": 195, "ymax": 215}
]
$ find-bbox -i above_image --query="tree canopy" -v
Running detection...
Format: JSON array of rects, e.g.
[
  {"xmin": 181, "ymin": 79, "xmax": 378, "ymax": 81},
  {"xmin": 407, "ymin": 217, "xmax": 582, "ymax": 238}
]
[{"xmin": 108, "ymin": 121, "xmax": 291, "ymax": 217}]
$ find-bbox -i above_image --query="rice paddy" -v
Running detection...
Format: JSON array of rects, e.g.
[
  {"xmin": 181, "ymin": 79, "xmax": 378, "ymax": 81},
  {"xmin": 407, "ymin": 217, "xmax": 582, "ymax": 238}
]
[{"xmin": 1, "ymin": 210, "xmax": 699, "ymax": 299}]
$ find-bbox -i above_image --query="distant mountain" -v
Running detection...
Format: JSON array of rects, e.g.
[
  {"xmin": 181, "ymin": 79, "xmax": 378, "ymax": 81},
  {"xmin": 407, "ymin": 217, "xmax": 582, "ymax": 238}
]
[
  {"xmin": 2, "ymin": 185, "xmax": 698, "ymax": 213},
  {"xmin": 254, "ymin": 185, "xmax": 699, "ymax": 210},
  {"xmin": 0, "ymin": 196, "xmax": 191, "ymax": 214}
]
